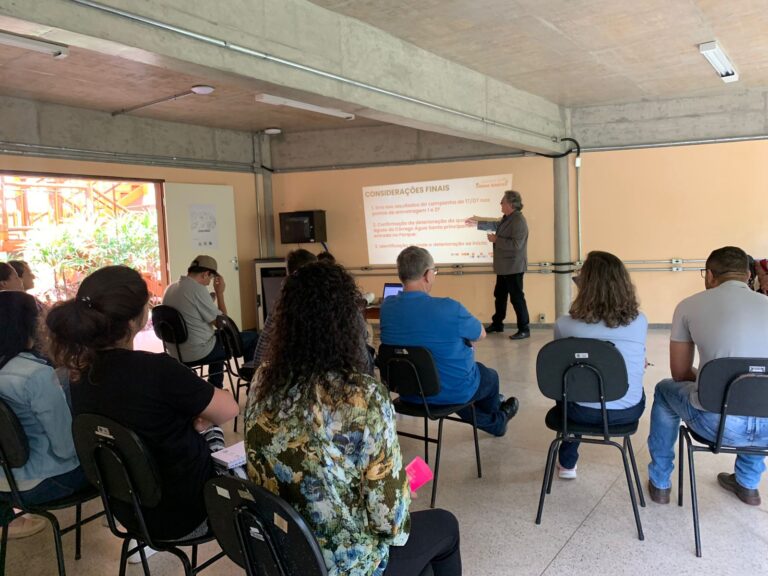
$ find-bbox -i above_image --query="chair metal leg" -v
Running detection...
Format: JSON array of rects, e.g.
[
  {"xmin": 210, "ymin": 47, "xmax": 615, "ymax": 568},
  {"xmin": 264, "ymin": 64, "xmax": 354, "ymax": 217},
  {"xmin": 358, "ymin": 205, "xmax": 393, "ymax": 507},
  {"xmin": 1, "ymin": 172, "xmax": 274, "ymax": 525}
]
[
  {"xmin": 546, "ymin": 438, "xmax": 561, "ymax": 494},
  {"xmin": 138, "ymin": 545, "xmax": 151, "ymax": 575},
  {"xmin": 625, "ymin": 436, "xmax": 646, "ymax": 507},
  {"xmin": 74, "ymin": 502, "xmax": 83, "ymax": 560},
  {"xmin": 618, "ymin": 444, "xmax": 644, "ymax": 541},
  {"xmin": 43, "ymin": 511, "xmax": 68, "ymax": 576},
  {"xmin": 192, "ymin": 544, "xmax": 198, "ymax": 568},
  {"xmin": 166, "ymin": 545, "xmax": 193, "ymax": 576},
  {"xmin": 471, "ymin": 405, "xmax": 482, "ymax": 478},
  {"xmin": 430, "ymin": 419, "xmax": 445, "ymax": 509},
  {"xmin": 118, "ymin": 538, "xmax": 130, "ymax": 576},
  {"xmin": 687, "ymin": 441, "xmax": 702, "ymax": 557},
  {"xmin": 423, "ymin": 417, "xmax": 430, "ymax": 464},
  {"xmin": 1, "ymin": 519, "xmax": 9, "ymax": 575},
  {"xmin": 678, "ymin": 427, "xmax": 685, "ymax": 507},
  {"xmin": 536, "ymin": 437, "xmax": 560, "ymax": 524}
]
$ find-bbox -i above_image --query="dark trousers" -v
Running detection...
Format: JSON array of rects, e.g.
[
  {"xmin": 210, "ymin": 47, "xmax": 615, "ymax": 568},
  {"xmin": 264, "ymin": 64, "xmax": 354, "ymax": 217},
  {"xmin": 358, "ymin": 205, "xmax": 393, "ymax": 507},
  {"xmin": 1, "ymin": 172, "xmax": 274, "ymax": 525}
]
[
  {"xmin": 492, "ymin": 273, "xmax": 529, "ymax": 332},
  {"xmin": 196, "ymin": 330, "xmax": 259, "ymax": 388},
  {"xmin": 557, "ymin": 394, "xmax": 646, "ymax": 469},
  {"xmin": 385, "ymin": 509, "xmax": 461, "ymax": 576},
  {"xmin": 456, "ymin": 363, "xmax": 507, "ymax": 437}
]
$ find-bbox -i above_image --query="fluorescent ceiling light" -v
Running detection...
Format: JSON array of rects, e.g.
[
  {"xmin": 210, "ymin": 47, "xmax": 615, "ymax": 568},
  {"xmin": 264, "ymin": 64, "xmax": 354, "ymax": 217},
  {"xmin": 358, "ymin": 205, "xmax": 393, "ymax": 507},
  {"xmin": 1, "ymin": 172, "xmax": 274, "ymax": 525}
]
[
  {"xmin": 254, "ymin": 93, "xmax": 355, "ymax": 120},
  {"xmin": 0, "ymin": 30, "xmax": 69, "ymax": 59},
  {"xmin": 699, "ymin": 41, "xmax": 739, "ymax": 83},
  {"xmin": 263, "ymin": 127, "xmax": 282, "ymax": 135}
]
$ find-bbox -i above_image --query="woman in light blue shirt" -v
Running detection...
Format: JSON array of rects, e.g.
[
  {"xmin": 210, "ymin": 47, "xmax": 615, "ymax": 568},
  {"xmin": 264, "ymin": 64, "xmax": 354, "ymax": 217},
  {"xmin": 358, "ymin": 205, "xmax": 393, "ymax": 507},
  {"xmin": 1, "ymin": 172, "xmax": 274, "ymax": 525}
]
[
  {"xmin": 553, "ymin": 251, "xmax": 648, "ymax": 479},
  {"xmin": 0, "ymin": 291, "xmax": 89, "ymax": 508}
]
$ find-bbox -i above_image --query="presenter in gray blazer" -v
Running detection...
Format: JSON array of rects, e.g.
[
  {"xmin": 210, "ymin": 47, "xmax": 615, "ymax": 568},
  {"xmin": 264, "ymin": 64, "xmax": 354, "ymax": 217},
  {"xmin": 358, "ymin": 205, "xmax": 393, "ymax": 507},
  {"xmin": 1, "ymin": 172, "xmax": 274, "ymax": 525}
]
[{"xmin": 487, "ymin": 190, "xmax": 530, "ymax": 340}]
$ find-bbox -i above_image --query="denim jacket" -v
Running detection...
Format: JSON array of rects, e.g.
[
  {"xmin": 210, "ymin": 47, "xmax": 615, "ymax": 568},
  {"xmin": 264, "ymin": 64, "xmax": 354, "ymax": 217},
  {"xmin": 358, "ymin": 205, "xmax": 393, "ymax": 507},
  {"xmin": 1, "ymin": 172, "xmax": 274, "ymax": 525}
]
[{"xmin": 0, "ymin": 353, "xmax": 79, "ymax": 491}]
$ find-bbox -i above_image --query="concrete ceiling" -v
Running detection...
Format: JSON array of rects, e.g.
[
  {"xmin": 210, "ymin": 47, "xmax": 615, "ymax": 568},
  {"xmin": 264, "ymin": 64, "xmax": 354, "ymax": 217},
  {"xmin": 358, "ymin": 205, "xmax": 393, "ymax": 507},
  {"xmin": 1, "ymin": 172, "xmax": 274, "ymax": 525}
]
[
  {"xmin": 310, "ymin": 0, "xmax": 768, "ymax": 107},
  {"xmin": 0, "ymin": 43, "xmax": 383, "ymax": 133}
]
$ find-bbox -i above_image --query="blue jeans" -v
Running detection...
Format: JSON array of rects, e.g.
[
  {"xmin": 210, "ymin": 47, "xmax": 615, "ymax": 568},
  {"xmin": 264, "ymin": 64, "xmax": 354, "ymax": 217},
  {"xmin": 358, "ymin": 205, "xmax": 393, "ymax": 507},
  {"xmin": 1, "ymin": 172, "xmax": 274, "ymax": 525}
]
[
  {"xmin": 456, "ymin": 363, "xmax": 507, "ymax": 437},
  {"xmin": 0, "ymin": 466, "xmax": 91, "ymax": 507},
  {"xmin": 558, "ymin": 394, "xmax": 646, "ymax": 469},
  {"xmin": 648, "ymin": 378, "xmax": 768, "ymax": 490},
  {"xmin": 196, "ymin": 330, "xmax": 259, "ymax": 388}
]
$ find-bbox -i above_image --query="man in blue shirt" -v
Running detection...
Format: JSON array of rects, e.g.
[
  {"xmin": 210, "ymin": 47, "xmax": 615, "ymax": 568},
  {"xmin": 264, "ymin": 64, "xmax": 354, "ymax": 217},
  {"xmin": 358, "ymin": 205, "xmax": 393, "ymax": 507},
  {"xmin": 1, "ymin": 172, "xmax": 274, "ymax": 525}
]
[{"xmin": 380, "ymin": 246, "xmax": 519, "ymax": 436}]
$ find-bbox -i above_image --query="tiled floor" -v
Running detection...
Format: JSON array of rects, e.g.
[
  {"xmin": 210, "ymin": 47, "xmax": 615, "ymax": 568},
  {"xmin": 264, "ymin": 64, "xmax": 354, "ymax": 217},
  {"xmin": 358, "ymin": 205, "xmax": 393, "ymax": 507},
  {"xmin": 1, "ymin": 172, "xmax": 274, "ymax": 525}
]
[{"xmin": 5, "ymin": 328, "xmax": 768, "ymax": 575}]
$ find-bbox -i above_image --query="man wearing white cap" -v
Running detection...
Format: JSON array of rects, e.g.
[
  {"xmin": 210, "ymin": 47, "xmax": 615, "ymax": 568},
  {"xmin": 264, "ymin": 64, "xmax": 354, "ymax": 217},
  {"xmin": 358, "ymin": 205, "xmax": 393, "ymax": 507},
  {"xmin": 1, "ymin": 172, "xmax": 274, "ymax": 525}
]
[{"xmin": 162, "ymin": 255, "xmax": 257, "ymax": 387}]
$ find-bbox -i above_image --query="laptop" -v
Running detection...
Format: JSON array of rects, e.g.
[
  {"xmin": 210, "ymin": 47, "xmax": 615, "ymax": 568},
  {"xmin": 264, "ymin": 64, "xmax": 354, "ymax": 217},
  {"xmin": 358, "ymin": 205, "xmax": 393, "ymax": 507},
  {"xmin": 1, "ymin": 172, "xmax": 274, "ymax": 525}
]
[{"xmin": 382, "ymin": 282, "xmax": 404, "ymax": 300}]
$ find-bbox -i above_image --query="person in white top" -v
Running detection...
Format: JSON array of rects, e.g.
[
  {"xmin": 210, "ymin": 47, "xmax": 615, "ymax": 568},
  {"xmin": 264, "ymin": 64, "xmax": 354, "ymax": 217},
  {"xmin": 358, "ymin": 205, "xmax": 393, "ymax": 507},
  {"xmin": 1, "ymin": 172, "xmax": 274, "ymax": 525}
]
[
  {"xmin": 647, "ymin": 246, "xmax": 768, "ymax": 505},
  {"xmin": 553, "ymin": 251, "xmax": 648, "ymax": 479}
]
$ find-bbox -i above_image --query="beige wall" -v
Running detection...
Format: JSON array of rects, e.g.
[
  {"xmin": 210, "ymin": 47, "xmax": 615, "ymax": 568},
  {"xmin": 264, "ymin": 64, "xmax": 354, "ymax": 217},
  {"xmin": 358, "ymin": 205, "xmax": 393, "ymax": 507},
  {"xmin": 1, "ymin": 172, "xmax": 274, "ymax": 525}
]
[
  {"xmin": 4, "ymin": 138, "xmax": 765, "ymax": 329},
  {"xmin": 0, "ymin": 155, "xmax": 261, "ymax": 328},
  {"xmin": 274, "ymin": 140, "xmax": 768, "ymax": 324},
  {"xmin": 580, "ymin": 141, "xmax": 768, "ymax": 322},
  {"xmin": 273, "ymin": 157, "xmax": 557, "ymax": 324}
]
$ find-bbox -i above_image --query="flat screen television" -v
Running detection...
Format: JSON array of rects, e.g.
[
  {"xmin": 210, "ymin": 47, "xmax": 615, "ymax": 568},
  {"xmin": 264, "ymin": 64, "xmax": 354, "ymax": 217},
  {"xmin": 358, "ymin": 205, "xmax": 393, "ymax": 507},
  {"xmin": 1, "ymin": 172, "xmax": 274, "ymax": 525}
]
[{"xmin": 279, "ymin": 210, "xmax": 327, "ymax": 244}]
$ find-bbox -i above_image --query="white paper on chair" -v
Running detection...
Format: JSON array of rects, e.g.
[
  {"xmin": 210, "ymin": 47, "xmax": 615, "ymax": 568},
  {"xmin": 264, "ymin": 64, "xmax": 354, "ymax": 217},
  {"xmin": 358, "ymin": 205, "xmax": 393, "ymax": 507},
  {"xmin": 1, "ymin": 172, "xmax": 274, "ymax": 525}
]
[{"xmin": 212, "ymin": 440, "xmax": 246, "ymax": 469}]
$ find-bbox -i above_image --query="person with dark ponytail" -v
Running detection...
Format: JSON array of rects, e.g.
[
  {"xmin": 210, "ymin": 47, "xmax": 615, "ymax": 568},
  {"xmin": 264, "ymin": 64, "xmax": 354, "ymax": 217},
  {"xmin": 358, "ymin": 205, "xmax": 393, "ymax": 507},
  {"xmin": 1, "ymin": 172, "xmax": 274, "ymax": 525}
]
[
  {"xmin": 0, "ymin": 291, "xmax": 89, "ymax": 538},
  {"xmin": 47, "ymin": 265, "xmax": 239, "ymax": 540}
]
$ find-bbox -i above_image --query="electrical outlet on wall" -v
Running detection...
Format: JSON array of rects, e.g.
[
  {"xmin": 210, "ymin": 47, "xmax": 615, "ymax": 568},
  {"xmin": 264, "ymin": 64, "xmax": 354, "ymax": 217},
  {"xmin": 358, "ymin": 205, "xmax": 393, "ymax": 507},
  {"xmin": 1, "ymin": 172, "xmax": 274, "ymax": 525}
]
[{"xmin": 538, "ymin": 313, "xmax": 546, "ymax": 323}]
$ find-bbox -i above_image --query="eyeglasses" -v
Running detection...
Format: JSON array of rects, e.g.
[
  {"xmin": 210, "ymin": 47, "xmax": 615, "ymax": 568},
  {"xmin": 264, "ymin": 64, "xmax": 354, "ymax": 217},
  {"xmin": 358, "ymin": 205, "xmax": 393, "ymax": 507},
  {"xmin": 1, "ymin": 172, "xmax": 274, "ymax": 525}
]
[
  {"xmin": 426, "ymin": 267, "xmax": 439, "ymax": 276},
  {"xmin": 700, "ymin": 268, "xmax": 707, "ymax": 278}
]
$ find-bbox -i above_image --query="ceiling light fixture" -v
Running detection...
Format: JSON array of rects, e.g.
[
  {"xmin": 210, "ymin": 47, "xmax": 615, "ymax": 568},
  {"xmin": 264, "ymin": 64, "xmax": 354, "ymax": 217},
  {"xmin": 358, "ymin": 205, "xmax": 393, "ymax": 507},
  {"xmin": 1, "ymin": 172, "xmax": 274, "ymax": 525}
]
[
  {"xmin": 0, "ymin": 30, "xmax": 69, "ymax": 59},
  {"xmin": 263, "ymin": 127, "xmax": 282, "ymax": 135},
  {"xmin": 112, "ymin": 85, "xmax": 215, "ymax": 117},
  {"xmin": 699, "ymin": 41, "xmax": 739, "ymax": 83},
  {"xmin": 254, "ymin": 93, "xmax": 355, "ymax": 121}
]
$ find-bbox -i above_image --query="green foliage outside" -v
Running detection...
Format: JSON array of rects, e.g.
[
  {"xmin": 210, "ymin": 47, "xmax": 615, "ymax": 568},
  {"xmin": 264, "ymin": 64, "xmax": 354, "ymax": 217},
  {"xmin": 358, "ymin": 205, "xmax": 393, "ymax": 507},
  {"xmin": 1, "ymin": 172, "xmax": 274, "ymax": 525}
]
[{"xmin": 20, "ymin": 210, "xmax": 160, "ymax": 302}]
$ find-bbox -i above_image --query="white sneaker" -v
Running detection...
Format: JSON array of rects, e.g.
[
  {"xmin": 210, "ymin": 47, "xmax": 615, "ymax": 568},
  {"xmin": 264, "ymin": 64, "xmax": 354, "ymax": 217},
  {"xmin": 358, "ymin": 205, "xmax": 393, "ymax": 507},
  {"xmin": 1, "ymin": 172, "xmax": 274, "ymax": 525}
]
[
  {"xmin": 127, "ymin": 539, "xmax": 158, "ymax": 564},
  {"xmin": 557, "ymin": 463, "xmax": 577, "ymax": 479}
]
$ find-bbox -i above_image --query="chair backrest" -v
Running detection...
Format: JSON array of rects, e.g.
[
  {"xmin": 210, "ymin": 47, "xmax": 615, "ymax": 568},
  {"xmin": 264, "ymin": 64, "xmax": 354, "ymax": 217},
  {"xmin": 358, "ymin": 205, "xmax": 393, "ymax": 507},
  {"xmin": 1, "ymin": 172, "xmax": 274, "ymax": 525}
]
[
  {"xmin": 151, "ymin": 305, "xmax": 189, "ymax": 346},
  {"xmin": 204, "ymin": 476, "xmax": 327, "ymax": 576},
  {"xmin": 0, "ymin": 397, "xmax": 30, "ymax": 498},
  {"xmin": 536, "ymin": 338, "xmax": 628, "ymax": 403},
  {"xmin": 698, "ymin": 357, "xmax": 768, "ymax": 420},
  {"xmin": 377, "ymin": 345, "xmax": 441, "ymax": 399},
  {"xmin": 216, "ymin": 314, "xmax": 244, "ymax": 359},
  {"xmin": 72, "ymin": 414, "xmax": 162, "ymax": 539}
]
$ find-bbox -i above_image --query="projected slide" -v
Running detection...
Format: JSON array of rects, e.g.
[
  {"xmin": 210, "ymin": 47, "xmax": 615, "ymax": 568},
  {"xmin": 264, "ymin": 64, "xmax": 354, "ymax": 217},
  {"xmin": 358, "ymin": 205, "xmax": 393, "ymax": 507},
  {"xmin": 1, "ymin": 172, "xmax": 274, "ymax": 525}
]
[{"xmin": 363, "ymin": 174, "xmax": 512, "ymax": 265}]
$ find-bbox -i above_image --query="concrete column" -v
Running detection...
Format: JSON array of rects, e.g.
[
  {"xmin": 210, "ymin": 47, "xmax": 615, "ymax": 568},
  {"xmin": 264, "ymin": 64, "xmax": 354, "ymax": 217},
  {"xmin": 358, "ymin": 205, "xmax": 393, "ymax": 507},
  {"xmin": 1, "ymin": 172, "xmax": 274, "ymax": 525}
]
[
  {"xmin": 553, "ymin": 156, "xmax": 572, "ymax": 318},
  {"xmin": 255, "ymin": 133, "xmax": 276, "ymax": 257}
]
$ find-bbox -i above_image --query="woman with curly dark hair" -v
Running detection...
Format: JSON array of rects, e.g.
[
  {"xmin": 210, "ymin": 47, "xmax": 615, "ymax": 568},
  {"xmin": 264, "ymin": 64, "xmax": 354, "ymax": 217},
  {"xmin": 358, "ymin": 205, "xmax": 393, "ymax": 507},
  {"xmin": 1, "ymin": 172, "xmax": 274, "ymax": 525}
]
[
  {"xmin": 554, "ymin": 251, "xmax": 648, "ymax": 479},
  {"xmin": 245, "ymin": 262, "xmax": 461, "ymax": 576}
]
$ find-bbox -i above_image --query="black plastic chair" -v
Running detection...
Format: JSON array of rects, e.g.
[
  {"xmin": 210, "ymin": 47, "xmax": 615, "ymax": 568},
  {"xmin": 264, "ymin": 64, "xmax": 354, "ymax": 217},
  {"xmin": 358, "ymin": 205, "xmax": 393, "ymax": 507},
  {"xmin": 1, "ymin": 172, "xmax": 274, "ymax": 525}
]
[
  {"xmin": 677, "ymin": 357, "xmax": 768, "ymax": 557},
  {"xmin": 377, "ymin": 344, "xmax": 482, "ymax": 508},
  {"xmin": 204, "ymin": 476, "xmax": 327, "ymax": 576},
  {"xmin": 0, "ymin": 398, "xmax": 104, "ymax": 576},
  {"xmin": 216, "ymin": 315, "xmax": 258, "ymax": 432},
  {"xmin": 72, "ymin": 414, "xmax": 226, "ymax": 576},
  {"xmin": 535, "ymin": 338, "xmax": 645, "ymax": 540},
  {"xmin": 151, "ymin": 305, "xmax": 233, "ymax": 389}
]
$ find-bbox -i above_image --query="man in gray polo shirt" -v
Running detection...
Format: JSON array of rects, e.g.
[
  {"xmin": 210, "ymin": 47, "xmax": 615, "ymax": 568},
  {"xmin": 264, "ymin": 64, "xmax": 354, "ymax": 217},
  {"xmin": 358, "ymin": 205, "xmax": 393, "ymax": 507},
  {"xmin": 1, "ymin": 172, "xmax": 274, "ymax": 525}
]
[
  {"xmin": 647, "ymin": 246, "xmax": 768, "ymax": 505},
  {"xmin": 162, "ymin": 255, "xmax": 257, "ymax": 387}
]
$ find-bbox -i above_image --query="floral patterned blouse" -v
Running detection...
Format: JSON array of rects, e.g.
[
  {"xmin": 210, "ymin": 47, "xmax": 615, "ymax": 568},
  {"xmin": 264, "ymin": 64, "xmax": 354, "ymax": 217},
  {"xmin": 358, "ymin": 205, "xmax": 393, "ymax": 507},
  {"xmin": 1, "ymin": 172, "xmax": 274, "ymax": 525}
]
[{"xmin": 245, "ymin": 368, "xmax": 411, "ymax": 576}]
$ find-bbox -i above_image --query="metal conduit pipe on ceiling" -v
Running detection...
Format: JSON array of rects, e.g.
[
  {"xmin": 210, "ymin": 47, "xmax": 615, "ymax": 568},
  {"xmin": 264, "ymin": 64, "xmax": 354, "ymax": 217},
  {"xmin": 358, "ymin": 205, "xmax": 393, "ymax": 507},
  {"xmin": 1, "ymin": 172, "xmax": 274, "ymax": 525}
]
[{"xmin": 69, "ymin": 0, "xmax": 559, "ymax": 144}]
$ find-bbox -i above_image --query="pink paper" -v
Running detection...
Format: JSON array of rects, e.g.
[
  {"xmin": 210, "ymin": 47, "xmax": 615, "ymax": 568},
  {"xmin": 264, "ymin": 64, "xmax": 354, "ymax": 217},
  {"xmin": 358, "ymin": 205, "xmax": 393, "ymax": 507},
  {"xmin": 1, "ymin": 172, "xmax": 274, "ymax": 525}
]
[{"xmin": 405, "ymin": 457, "xmax": 433, "ymax": 492}]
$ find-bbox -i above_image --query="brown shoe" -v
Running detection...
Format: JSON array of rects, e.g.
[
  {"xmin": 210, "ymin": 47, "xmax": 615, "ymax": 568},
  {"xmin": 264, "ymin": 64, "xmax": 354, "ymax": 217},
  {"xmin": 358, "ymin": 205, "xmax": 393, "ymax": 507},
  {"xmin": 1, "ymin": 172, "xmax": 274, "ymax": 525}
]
[
  {"xmin": 717, "ymin": 473, "xmax": 761, "ymax": 506},
  {"xmin": 648, "ymin": 480, "xmax": 671, "ymax": 504}
]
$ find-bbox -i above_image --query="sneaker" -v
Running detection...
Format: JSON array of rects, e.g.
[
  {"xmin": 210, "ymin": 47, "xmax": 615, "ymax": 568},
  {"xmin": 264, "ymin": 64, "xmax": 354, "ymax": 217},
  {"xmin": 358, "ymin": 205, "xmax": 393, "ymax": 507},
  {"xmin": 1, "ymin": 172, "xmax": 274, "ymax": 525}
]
[
  {"xmin": 647, "ymin": 480, "xmax": 671, "ymax": 504},
  {"xmin": 557, "ymin": 463, "xmax": 577, "ymax": 479},
  {"xmin": 509, "ymin": 331, "xmax": 530, "ymax": 340},
  {"xmin": 127, "ymin": 539, "xmax": 158, "ymax": 564},
  {"xmin": 486, "ymin": 323, "xmax": 504, "ymax": 333},
  {"xmin": 6, "ymin": 515, "xmax": 47, "ymax": 539},
  {"xmin": 717, "ymin": 472, "xmax": 761, "ymax": 506}
]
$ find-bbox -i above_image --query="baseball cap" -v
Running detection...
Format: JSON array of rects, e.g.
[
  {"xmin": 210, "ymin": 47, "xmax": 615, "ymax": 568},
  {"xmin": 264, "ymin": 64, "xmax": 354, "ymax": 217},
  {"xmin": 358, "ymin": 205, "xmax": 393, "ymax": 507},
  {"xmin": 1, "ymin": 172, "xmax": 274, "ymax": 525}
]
[{"xmin": 190, "ymin": 255, "xmax": 218, "ymax": 275}]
